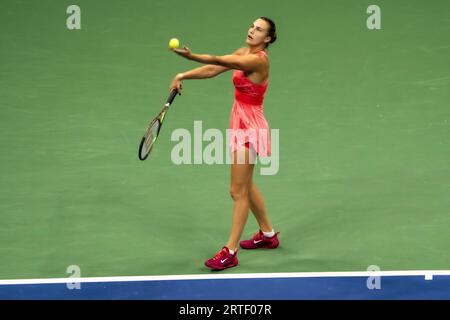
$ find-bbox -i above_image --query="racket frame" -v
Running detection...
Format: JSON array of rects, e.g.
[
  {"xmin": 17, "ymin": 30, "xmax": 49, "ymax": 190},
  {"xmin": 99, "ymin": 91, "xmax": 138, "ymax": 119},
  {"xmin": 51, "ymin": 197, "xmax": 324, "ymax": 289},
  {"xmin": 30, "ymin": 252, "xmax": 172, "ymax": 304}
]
[{"xmin": 138, "ymin": 90, "xmax": 178, "ymax": 160}]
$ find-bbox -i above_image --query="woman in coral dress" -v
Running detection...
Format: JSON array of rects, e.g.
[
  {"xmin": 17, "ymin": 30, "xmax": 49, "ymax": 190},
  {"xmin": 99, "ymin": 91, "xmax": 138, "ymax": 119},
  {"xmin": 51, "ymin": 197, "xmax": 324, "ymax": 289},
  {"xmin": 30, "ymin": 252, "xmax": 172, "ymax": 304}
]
[{"xmin": 170, "ymin": 17, "xmax": 280, "ymax": 270}]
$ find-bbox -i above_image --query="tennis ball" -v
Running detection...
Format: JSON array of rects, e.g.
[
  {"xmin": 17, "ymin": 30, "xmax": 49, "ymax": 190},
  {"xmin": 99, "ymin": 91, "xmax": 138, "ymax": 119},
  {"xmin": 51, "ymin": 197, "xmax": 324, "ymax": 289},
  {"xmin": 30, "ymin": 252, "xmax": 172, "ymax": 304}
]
[{"xmin": 169, "ymin": 38, "xmax": 179, "ymax": 49}]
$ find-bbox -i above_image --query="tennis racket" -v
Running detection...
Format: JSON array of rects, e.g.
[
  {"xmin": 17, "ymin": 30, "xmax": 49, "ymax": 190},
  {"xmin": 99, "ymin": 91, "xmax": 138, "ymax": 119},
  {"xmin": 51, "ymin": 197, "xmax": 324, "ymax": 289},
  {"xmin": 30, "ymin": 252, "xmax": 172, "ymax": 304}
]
[{"xmin": 138, "ymin": 89, "xmax": 178, "ymax": 160}]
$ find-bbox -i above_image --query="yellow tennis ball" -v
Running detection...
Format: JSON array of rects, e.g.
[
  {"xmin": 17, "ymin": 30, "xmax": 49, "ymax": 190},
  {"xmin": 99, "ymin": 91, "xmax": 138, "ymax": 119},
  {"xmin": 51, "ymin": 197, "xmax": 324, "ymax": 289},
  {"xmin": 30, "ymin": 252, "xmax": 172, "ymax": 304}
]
[{"xmin": 169, "ymin": 38, "xmax": 179, "ymax": 49}]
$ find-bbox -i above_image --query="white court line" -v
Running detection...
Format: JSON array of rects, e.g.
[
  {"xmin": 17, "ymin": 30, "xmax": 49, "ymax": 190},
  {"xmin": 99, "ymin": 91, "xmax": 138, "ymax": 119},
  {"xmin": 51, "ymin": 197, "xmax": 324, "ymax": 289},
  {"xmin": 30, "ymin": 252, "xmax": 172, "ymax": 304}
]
[{"xmin": 1, "ymin": 270, "xmax": 450, "ymax": 286}]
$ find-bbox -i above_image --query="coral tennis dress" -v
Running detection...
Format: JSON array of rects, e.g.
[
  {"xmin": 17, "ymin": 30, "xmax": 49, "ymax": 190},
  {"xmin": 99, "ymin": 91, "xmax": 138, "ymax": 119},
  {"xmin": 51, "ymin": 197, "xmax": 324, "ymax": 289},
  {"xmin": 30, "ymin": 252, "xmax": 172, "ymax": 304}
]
[{"xmin": 229, "ymin": 50, "xmax": 271, "ymax": 157}]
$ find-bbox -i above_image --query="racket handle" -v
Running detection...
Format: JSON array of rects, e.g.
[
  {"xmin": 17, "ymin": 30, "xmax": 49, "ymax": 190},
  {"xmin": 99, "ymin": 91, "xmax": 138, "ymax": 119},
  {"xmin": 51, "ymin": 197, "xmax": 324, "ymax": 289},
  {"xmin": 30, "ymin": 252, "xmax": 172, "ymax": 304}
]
[{"xmin": 166, "ymin": 89, "xmax": 178, "ymax": 106}]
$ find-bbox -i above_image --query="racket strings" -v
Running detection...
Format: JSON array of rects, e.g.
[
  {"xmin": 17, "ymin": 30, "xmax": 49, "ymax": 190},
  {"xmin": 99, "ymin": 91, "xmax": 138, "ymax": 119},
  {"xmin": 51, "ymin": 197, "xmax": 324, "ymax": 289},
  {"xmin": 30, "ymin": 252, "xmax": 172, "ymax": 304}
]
[
  {"xmin": 143, "ymin": 121, "xmax": 160, "ymax": 152},
  {"xmin": 139, "ymin": 105, "xmax": 170, "ymax": 160}
]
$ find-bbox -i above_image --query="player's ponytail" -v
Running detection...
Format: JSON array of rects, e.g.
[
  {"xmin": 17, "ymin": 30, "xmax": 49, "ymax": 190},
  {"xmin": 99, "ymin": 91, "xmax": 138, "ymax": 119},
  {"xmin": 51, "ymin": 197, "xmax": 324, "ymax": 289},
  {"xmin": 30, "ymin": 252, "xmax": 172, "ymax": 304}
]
[{"xmin": 260, "ymin": 17, "xmax": 277, "ymax": 48}]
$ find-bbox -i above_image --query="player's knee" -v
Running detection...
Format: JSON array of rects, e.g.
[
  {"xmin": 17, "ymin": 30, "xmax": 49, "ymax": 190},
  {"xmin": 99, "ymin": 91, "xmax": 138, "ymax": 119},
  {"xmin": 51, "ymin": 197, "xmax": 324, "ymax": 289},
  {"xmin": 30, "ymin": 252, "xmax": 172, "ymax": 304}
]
[{"xmin": 230, "ymin": 185, "xmax": 249, "ymax": 201}]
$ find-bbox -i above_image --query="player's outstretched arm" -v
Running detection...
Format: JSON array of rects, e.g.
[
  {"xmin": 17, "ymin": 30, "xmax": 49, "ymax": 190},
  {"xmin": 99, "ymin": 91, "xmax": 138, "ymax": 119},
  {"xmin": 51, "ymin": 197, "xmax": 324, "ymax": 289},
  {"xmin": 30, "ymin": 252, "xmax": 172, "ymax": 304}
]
[
  {"xmin": 171, "ymin": 46, "xmax": 261, "ymax": 73},
  {"xmin": 169, "ymin": 47, "xmax": 246, "ymax": 95}
]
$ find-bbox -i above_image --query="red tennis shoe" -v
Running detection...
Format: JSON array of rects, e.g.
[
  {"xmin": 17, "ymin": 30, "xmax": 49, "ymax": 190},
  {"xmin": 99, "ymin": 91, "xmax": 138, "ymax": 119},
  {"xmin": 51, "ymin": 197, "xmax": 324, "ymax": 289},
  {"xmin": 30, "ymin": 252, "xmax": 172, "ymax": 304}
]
[
  {"xmin": 239, "ymin": 230, "xmax": 280, "ymax": 249},
  {"xmin": 204, "ymin": 247, "xmax": 238, "ymax": 271}
]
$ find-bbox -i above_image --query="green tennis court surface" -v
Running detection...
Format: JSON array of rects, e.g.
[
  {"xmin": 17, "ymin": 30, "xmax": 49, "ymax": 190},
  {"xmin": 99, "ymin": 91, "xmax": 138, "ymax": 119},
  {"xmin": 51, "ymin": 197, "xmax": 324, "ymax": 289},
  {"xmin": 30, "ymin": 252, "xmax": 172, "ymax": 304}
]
[{"xmin": 1, "ymin": 0, "xmax": 449, "ymax": 280}]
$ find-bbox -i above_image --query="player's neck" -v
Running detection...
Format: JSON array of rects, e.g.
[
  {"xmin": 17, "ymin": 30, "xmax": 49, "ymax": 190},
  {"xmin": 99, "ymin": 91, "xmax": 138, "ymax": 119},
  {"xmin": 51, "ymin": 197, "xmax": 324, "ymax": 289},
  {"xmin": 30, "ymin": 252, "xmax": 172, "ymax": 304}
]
[{"xmin": 248, "ymin": 44, "xmax": 266, "ymax": 54}]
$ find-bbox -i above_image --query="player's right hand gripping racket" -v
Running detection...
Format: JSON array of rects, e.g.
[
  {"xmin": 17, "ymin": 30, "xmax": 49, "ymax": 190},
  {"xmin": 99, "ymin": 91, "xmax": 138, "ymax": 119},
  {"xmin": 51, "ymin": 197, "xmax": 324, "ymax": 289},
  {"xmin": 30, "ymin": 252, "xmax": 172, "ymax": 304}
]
[{"xmin": 138, "ymin": 89, "xmax": 178, "ymax": 160}]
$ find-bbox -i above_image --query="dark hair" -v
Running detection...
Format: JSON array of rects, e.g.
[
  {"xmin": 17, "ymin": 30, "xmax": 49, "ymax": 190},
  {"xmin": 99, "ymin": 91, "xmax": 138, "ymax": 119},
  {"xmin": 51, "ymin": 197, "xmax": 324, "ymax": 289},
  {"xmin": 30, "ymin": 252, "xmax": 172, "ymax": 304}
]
[{"xmin": 259, "ymin": 17, "xmax": 277, "ymax": 48}]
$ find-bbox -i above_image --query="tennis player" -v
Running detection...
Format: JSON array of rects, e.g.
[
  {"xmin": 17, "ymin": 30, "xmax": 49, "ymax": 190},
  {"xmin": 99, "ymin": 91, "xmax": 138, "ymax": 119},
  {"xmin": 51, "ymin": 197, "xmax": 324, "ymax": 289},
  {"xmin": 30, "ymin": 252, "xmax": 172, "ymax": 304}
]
[{"xmin": 170, "ymin": 17, "xmax": 279, "ymax": 270}]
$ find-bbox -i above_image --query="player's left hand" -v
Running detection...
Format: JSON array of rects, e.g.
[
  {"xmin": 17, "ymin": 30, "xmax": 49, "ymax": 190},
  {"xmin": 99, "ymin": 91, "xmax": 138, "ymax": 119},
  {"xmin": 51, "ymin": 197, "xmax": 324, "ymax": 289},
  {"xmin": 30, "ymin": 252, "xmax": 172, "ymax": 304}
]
[{"xmin": 171, "ymin": 45, "xmax": 192, "ymax": 59}]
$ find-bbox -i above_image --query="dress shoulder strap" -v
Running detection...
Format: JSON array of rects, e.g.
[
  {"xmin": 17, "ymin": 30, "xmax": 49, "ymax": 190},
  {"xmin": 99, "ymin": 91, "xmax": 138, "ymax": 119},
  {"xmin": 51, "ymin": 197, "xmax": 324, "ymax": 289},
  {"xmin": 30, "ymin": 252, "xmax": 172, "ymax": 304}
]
[{"xmin": 257, "ymin": 50, "xmax": 269, "ymax": 60}]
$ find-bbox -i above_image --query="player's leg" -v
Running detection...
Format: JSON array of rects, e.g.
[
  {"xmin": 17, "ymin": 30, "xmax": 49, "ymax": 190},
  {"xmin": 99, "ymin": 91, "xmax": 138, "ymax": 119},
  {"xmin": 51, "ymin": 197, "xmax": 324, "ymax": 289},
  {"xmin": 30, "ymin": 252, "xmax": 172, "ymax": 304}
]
[
  {"xmin": 204, "ymin": 146, "xmax": 254, "ymax": 270},
  {"xmin": 225, "ymin": 146, "xmax": 255, "ymax": 251},
  {"xmin": 239, "ymin": 150, "xmax": 279, "ymax": 250},
  {"xmin": 249, "ymin": 182, "xmax": 273, "ymax": 232}
]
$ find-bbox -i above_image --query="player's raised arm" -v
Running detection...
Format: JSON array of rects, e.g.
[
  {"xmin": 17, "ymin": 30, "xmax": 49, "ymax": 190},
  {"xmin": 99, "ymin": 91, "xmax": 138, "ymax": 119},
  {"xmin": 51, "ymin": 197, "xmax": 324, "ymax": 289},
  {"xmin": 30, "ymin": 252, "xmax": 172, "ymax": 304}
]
[
  {"xmin": 169, "ymin": 47, "xmax": 246, "ymax": 95},
  {"xmin": 171, "ymin": 46, "xmax": 263, "ymax": 73}
]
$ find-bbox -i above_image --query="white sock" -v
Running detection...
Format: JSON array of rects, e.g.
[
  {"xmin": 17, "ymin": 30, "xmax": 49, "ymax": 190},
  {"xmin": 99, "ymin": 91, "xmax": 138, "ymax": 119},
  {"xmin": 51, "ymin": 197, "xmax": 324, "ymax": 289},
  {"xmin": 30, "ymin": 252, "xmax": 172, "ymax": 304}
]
[
  {"xmin": 229, "ymin": 248, "xmax": 236, "ymax": 255},
  {"xmin": 263, "ymin": 229, "xmax": 275, "ymax": 238}
]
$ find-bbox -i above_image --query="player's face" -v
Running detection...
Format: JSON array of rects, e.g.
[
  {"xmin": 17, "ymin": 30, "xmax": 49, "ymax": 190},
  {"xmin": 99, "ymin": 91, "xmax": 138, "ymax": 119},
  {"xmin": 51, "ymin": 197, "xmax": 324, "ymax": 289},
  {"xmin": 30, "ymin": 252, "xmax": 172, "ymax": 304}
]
[{"xmin": 246, "ymin": 19, "xmax": 271, "ymax": 46}]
